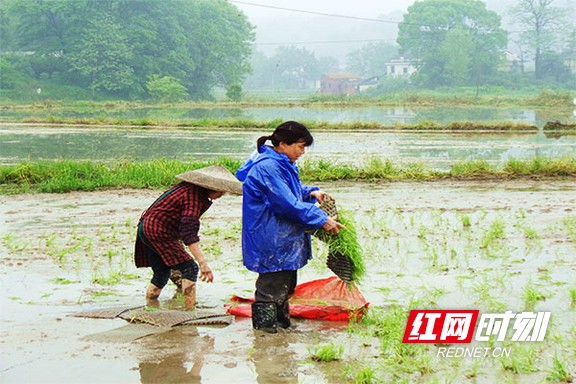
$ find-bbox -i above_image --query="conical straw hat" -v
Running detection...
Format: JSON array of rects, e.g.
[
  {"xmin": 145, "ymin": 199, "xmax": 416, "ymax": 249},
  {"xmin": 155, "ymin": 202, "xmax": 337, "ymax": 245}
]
[{"xmin": 176, "ymin": 165, "xmax": 242, "ymax": 195}]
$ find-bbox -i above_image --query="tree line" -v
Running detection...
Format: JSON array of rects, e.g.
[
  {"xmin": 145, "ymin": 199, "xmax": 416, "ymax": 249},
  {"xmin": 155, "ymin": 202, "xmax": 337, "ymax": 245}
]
[
  {"xmin": 0, "ymin": 0, "xmax": 574, "ymax": 102},
  {"xmin": 0, "ymin": 0, "xmax": 254, "ymax": 101}
]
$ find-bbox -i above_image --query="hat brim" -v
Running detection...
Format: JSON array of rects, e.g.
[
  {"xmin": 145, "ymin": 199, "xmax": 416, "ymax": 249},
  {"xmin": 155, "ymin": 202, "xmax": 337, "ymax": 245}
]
[{"xmin": 176, "ymin": 165, "xmax": 243, "ymax": 195}]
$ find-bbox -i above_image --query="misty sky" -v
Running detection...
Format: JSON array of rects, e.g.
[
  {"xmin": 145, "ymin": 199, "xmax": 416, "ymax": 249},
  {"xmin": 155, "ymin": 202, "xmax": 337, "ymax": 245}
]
[
  {"xmin": 231, "ymin": 0, "xmax": 574, "ymax": 62},
  {"xmin": 231, "ymin": 0, "xmax": 416, "ymax": 20}
]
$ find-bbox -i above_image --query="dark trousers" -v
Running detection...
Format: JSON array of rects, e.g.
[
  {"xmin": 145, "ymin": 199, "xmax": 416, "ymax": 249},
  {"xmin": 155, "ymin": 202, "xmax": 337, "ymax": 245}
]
[
  {"xmin": 255, "ymin": 270, "xmax": 297, "ymax": 328},
  {"xmin": 255, "ymin": 270, "xmax": 297, "ymax": 303},
  {"xmin": 138, "ymin": 221, "xmax": 198, "ymax": 288}
]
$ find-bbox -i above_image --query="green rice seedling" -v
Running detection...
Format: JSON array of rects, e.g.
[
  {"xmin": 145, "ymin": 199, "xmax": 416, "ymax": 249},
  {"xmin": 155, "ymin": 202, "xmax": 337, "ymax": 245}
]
[
  {"xmin": 537, "ymin": 267, "xmax": 552, "ymax": 282},
  {"xmin": 570, "ymin": 289, "xmax": 576, "ymax": 304},
  {"xmin": 92, "ymin": 270, "xmax": 139, "ymax": 286},
  {"xmin": 564, "ymin": 216, "xmax": 576, "ymax": 243},
  {"xmin": 359, "ymin": 305, "xmax": 433, "ymax": 377},
  {"xmin": 343, "ymin": 364, "xmax": 377, "ymax": 384},
  {"xmin": 480, "ymin": 218, "xmax": 506, "ymax": 249},
  {"xmin": 43, "ymin": 233, "xmax": 57, "ymax": 248},
  {"xmin": 1, "ymin": 232, "xmax": 30, "ymax": 253},
  {"xmin": 522, "ymin": 226, "xmax": 539, "ymax": 240},
  {"xmin": 460, "ymin": 214, "xmax": 471, "ymax": 229},
  {"xmin": 499, "ymin": 344, "xmax": 539, "ymax": 374},
  {"xmin": 319, "ymin": 209, "xmax": 366, "ymax": 282},
  {"xmin": 547, "ymin": 355, "xmax": 574, "ymax": 382},
  {"xmin": 408, "ymin": 286, "xmax": 446, "ymax": 309},
  {"xmin": 523, "ymin": 281, "xmax": 546, "ymax": 308},
  {"xmin": 471, "ymin": 279, "xmax": 507, "ymax": 312},
  {"xmin": 309, "ymin": 342, "xmax": 344, "ymax": 362},
  {"xmin": 90, "ymin": 291, "xmax": 122, "ymax": 298}
]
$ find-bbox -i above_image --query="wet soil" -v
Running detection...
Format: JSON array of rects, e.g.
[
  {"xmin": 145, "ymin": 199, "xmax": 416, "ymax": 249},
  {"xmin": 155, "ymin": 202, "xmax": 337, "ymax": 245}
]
[{"xmin": 1, "ymin": 180, "xmax": 575, "ymax": 383}]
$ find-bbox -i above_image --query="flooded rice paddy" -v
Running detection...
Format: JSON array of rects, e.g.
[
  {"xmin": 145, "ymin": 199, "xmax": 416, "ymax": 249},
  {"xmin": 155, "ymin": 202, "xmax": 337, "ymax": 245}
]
[
  {"xmin": 1, "ymin": 105, "xmax": 575, "ymax": 126},
  {"xmin": 1, "ymin": 125, "xmax": 576, "ymax": 169},
  {"xmin": 1, "ymin": 180, "xmax": 575, "ymax": 383}
]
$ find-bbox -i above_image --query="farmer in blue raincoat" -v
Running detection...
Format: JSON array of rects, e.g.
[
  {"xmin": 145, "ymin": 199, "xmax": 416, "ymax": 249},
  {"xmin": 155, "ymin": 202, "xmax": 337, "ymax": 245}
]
[{"xmin": 236, "ymin": 121, "xmax": 345, "ymax": 333}]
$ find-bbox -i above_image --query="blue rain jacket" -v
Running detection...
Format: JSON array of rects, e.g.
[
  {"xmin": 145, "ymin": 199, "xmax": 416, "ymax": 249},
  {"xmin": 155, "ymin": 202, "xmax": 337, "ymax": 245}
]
[{"xmin": 237, "ymin": 146, "xmax": 328, "ymax": 273}]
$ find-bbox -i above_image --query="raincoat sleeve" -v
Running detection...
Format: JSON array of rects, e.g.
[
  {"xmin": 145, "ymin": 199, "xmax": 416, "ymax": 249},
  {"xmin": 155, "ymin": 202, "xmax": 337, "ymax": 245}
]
[
  {"xmin": 301, "ymin": 185, "xmax": 320, "ymax": 203},
  {"xmin": 254, "ymin": 165, "xmax": 327, "ymax": 229}
]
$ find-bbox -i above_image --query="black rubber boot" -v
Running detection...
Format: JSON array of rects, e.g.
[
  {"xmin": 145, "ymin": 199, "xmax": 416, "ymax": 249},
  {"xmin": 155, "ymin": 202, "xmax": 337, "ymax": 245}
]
[
  {"xmin": 276, "ymin": 301, "xmax": 291, "ymax": 329},
  {"xmin": 252, "ymin": 302, "xmax": 278, "ymax": 334}
]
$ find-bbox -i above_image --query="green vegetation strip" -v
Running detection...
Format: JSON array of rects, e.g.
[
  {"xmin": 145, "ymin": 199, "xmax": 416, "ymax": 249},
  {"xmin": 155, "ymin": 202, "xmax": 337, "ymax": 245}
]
[
  {"xmin": 2, "ymin": 89, "xmax": 574, "ymax": 108},
  {"xmin": 0, "ymin": 157, "xmax": 575, "ymax": 194},
  {"xmin": 1, "ymin": 117, "xmax": 548, "ymax": 132}
]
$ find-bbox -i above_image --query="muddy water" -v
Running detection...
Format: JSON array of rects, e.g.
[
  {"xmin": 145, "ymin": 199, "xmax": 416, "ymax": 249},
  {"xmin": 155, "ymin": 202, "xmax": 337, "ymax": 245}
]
[{"xmin": 1, "ymin": 180, "xmax": 575, "ymax": 383}]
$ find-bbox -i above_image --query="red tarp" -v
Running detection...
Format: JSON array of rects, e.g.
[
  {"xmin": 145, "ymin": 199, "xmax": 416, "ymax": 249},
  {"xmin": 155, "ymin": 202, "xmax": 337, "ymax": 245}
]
[{"xmin": 225, "ymin": 276, "xmax": 369, "ymax": 321}]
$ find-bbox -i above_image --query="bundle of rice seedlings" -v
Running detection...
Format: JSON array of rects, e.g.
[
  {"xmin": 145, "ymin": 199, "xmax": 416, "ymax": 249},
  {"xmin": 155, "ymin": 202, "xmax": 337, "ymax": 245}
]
[{"xmin": 313, "ymin": 196, "xmax": 365, "ymax": 283}]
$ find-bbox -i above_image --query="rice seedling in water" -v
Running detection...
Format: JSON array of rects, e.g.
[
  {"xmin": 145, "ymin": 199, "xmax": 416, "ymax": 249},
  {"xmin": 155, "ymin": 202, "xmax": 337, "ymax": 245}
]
[
  {"xmin": 309, "ymin": 342, "xmax": 344, "ymax": 362},
  {"xmin": 471, "ymin": 279, "xmax": 507, "ymax": 312},
  {"xmin": 50, "ymin": 277, "xmax": 76, "ymax": 285},
  {"xmin": 479, "ymin": 218, "xmax": 506, "ymax": 250},
  {"xmin": 460, "ymin": 214, "xmax": 471, "ymax": 228},
  {"xmin": 343, "ymin": 364, "xmax": 377, "ymax": 384},
  {"xmin": 1, "ymin": 232, "xmax": 29, "ymax": 252},
  {"xmin": 563, "ymin": 216, "xmax": 576, "ymax": 243},
  {"xmin": 547, "ymin": 355, "xmax": 574, "ymax": 383},
  {"xmin": 360, "ymin": 305, "xmax": 433, "ymax": 377},
  {"xmin": 499, "ymin": 344, "xmax": 539, "ymax": 374},
  {"xmin": 523, "ymin": 281, "xmax": 546, "ymax": 309},
  {"xmin": 570, "ymin": 289, "xmax": 576, "ymax": 304}
]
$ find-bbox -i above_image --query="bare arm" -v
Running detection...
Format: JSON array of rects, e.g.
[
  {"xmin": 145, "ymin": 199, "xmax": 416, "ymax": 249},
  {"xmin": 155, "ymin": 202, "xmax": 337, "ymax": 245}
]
[{"xmin": 186, "ymin": 242, "xmax": 214, "ymax": 283}]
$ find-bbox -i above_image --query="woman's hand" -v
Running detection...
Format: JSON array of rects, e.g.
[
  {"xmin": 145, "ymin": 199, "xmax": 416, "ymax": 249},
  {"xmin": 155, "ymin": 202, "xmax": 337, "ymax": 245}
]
[
  {"xmin": 187, "ymin": 242, "xmax": 214, "ymax": 283},
  {"xmin": 310, "ymin": 190, "xmax": 327, "ymax": 203},
  {"xmin": 322, "ymin": 216, "xmax": 346, "ymax": 234},
  {"xmin": 198, "ymin": 262, "xmax": 214, "ymax": 283}
]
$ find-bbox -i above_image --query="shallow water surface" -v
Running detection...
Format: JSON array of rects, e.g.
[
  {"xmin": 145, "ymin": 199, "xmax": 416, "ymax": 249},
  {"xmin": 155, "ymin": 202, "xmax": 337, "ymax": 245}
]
[
  {"xmin": 1, "ymin": 180, "xmax": 575, "ymax": 382},
  {"xmin": 1, "ymin": 125, "xmax": 575, "ymax": 168}
]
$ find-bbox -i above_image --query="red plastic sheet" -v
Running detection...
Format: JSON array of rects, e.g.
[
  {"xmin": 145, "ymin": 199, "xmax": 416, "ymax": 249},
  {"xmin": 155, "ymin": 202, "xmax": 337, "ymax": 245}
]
[{"xmin": 225, "ymin": 276, "xmax": 369, "ymax": 321}]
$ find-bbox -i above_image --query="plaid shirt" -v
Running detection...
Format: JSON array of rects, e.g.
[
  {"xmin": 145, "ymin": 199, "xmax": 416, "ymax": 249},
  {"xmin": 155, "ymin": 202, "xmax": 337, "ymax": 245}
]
[{"xmin": 134, "ymin": 182, "xmax": 212, "ymax": 267}]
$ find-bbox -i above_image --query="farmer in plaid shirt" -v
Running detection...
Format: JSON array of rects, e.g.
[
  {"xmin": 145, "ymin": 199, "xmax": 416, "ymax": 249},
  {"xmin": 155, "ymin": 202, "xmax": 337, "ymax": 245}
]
[{"xmin": 134, "ymin": 165, "xmax": 242, "ymax": 310}]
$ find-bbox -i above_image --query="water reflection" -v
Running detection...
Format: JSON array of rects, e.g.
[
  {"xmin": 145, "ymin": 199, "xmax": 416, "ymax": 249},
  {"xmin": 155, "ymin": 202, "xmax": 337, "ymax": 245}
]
[
  {"xmin": 138, "ymin": 330, "xmax": 211, "ymax": 384},
  {"xmin": 1, "ymin": 105, "xmax": 574, "ymax": 126},
  {"xmin": 1, "ymin": 126, "xmax": 575, "ymax": 169},
  {"xmin": 251, "ymin": 333, "xmax": 298, "ymax": 384}
]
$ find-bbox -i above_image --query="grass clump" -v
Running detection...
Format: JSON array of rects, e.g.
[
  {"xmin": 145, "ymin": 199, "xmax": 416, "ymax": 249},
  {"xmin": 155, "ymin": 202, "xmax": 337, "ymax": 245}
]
[
  {"xmin": 309, "ymin": 342, "xmax": 344, "ymax": 362},
  {"xmin": 0, "ymin": 158, "xmax": 242, "ymax": 194}
]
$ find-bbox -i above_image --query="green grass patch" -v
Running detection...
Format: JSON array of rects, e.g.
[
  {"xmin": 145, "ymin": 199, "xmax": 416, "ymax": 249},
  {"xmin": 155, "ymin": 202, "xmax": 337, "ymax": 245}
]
[{"xmin": 1, "ymin": 156, "xmax": 575, "ymax": 194}]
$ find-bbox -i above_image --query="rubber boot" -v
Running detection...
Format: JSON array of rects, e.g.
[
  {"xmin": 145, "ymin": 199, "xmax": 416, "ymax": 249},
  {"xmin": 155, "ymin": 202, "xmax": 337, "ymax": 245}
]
[
  {"xmin": 181, "ymin": 278, "xmax": 197, "ymax": 311},
  {"xmin": 252, "ymin": 302, "xmax": 278, "ymax": 334},
  {"xmin": 276, "ymin": 300, "xmax": 291, "ymax": 329},
  {"xmin": 145, "ymin": 283, "xmax": 162, "ymax": 308}
]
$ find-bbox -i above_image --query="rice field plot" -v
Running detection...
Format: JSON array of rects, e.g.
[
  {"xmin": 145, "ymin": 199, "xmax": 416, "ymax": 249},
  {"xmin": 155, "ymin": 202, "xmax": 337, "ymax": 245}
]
[
  {"xmin": 1, "ymin": 181, "xmax": 575, "ymax": 383},
  {"xmin": 304, "ymin": 180, "xmax": 576, "ymax": 383}
]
